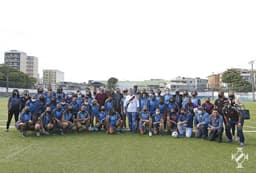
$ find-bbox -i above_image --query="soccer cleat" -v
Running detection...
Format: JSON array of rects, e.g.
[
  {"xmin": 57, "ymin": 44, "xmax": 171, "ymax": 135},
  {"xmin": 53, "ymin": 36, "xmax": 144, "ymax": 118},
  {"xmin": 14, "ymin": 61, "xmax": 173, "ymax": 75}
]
[
  {"xmin": 149, "ymin": 131, "xmax": 152, "ymax": 137},
  {"xmin": 240, "ymin": 142, "xmax": 245, "ymax": 147}
]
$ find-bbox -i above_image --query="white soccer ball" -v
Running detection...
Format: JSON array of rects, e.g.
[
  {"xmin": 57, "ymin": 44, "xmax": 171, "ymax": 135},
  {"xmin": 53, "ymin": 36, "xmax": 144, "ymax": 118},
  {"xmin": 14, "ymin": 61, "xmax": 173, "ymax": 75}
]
[{"xmin": 172, "ymin": 131, "xmax": 178, "ymax": 137}]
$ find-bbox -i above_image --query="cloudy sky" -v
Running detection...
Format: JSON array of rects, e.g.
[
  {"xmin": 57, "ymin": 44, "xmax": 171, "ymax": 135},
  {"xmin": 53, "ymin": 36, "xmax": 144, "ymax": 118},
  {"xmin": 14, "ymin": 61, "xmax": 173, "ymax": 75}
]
[{"xmin": 0, "ymin": 0, "xmax": 256, "ymax": 82}]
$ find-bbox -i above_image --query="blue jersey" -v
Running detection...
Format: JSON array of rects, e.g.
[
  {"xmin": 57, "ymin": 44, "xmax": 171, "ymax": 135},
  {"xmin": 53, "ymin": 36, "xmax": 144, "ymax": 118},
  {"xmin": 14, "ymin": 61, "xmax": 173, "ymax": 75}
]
[
  {"xmin": 71, "ymin": 102, "xmax": 80, "ymax": 114},
  {"xmin": 109, "ymin": 113, "xmax": 120, "ymax": 126},
  {"xmin": 20, "ymin": 111, "xmax": 32, "ymax": 122},
  {"xmin": 178, "ymin": 113, "xmax": 193, "ymax": 128},
  {"xmin": 152, "ymin": 113, "xmax": 163, "ymax": 123},
  {"xmin": 191, "ymin": 97, "xmax": 201, "ymax": 107},
  {"xmin": 140, "ymin": 112, "xmax": 150, "ymax": 121},
  {"xmin": 164, "ymin": 94, "xmax": 172, "ymax": 105},
  {"xmin": 64, "ymin": 112, "xmax": 73, "ymax": 121},
  {"xmin": 53, "ymin": 109, "xmax": 63, "ymax": 120},
  {"xmin": 8, "ymin": 96, "xmax": 20, "ymax": 110},
  {"xmin": 157, "ymin": 103, "xmax": 166, "ymax": 114},
  {"xmin": 80, "ymin": 103, "xmax": 91, "ymax": 113},
  {"xmin": 105, "ymin": 101, "xmax": 114, "ymax": 113},
  {"xmin": 42, "ymin": 112, "xmax": 53, "ymax": 125},
  {"xmin": 77, "ymin": 111, "xmax": 89, "ymax": 119},
  {"xmin": 194, "ymin": 112, "xmax": 209, "ymax": 127},
  {"xmin": 139, "ymin": 98, "xmax": 149, "ymax": 111},
  {"xmin": 60, "ymin": 103, "xmax": 68, "ymax": 112},
  {"xmin": 26, "ymin": 100, "xmax": 44, "ymax": 116},
  {"xmin": 45, "ymin": 96, "xmax": 52, "ymax": 105},
  {"xmin": 49, "ymin": 103, "xmax": 56, "ymax": 112},
  {"xmin": 76, "ymin": 97, "xmax": 84, "ymax": 106},
  {"xmin": 149, "ymin": 99, "xmax": 157, "ymax": 113},
  {"xmin": 208, "ymin": 115, "xmax": 223, "ymax": 129},
  {"xmin": 167, "ymin": 103, "xmax": 179, "ymax": 113},
  {"xmin": 36, "ymin": 101, "xmax": 45, "ymax": 115},
  {"xmin": 182, "ymin": 96, "xmax": 189, "ymax": 108},
  {"xmin": 98, "ymin": 111, "xmax": 106, "ymax": 121},
  {"xmin": 91, "ymin": 105, "xmax": 100, "ymax": 116}
]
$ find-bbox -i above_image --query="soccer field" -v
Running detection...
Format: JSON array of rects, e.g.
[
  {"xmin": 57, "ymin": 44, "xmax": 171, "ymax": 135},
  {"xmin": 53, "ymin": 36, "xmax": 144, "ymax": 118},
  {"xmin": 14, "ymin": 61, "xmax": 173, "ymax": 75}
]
[{"xmin": 0, "ymin": 98, "xmax": 255, "ymax": 173}]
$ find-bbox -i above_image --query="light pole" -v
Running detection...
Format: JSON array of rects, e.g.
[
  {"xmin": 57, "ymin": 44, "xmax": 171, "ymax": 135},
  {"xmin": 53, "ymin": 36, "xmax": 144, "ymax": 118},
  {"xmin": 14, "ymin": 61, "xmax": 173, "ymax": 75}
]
[{"xmin": 249, "ymin": 60, "xmax": 256, "ymax": 101}]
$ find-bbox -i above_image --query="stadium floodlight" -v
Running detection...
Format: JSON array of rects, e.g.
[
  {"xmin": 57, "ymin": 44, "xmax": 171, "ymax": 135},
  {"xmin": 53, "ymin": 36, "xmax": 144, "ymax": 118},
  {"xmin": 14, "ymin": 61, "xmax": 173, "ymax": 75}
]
[{"xmin": 248, "ymin": 59, "xmax": 256, "ymax": 101}]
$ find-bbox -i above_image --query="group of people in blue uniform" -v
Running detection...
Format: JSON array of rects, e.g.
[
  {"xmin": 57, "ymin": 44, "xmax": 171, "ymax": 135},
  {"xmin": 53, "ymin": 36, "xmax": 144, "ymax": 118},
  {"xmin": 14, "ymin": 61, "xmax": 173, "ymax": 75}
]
[{"xmin": 6, "ymin": 86, "xmax": 245, "ymax": 146}]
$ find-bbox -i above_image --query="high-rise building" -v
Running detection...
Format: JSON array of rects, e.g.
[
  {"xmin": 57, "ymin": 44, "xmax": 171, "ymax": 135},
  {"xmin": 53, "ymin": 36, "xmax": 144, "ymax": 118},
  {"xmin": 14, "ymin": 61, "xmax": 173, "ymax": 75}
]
[
  {"xmin": 26, "ymin": 56, "xmax": 38, "ymax": 79},
  {"xmin": 43, "ymin": 69, "xmax": 64, "ymax": 86},
  {"xmin": 4, "ymin": 50, "xmax": 39, "ymax": 79},
  {"xmin": 4, "ymin": 50, "xmax": 27, "ymax": 73}
]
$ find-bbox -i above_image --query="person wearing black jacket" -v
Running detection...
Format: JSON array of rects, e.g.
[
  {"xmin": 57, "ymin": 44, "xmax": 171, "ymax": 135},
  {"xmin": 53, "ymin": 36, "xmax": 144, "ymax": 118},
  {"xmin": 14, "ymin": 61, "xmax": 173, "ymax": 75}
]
[{"xmin": 6, "ymin": 89, "xmax": 21, "ymax": 131}]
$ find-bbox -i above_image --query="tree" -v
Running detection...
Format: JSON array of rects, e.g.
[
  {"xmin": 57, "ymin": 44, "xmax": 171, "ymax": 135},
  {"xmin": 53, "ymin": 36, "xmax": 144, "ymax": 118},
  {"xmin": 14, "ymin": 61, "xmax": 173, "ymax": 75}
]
[
  {"xmin": 107, "ymin": 77, "xmax": 118, "ymax": 90},
  {"xmin": 0, "ymin": 66, "xmax": 37, "ymax": 89},
  {"xmin": 222, "ymin": 69, "xmax": 252, "ymax": 92}
]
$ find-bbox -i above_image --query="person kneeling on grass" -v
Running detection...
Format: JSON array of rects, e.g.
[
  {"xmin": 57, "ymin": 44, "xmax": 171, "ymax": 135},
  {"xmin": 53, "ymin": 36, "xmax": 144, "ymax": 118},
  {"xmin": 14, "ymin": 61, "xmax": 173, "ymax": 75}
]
[
  {"xmin": 208, "ymin": 109, "xmax": 223, "ymax": 143},
  {"xmin": 166, "ymin": 108, "xmax": 179, "ymax": 135},
  {"xmin": 139, "ymin": 106, "xmax": 152, "ymax": 135},
  {"xmin": 40, "ymin": 106, "xmax": 54, "ymax": 135},
  {"xmin": 52, "ymin": 104, "xmax": 64, "ymax": 135},
  {"xmin": 62, "ymin": 105, "xmax": 75, "ymax": 134},
  {"xmin": 194, "ymin": 106, "xmax": 209, "ymax": 139},
  {"xmin": 177, "ymin": 108, "xmax": 193, "ymax": 138},
  {"xmin": 152, "ymin": 108, "xmax": 164, "ymax": 135},
  {"xmin": 106, "ymin": 108, "xmax": 123, "ymax": 134},
  {"xmin": 95, "ymin": 106, "xmax": 107, "ymax": 131},
  {"xmin": 75, "ymin": 105, "xmax": 90, "ymax": 132},
  {"xmin": 16, "ymin": 106, "xmax": 33, "ymax": 137}
]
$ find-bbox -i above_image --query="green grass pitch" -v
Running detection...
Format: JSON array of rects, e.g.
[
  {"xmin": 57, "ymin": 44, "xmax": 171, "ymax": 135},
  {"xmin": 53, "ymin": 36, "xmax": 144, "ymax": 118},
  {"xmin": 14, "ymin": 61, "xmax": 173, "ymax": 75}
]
[{"xmin": 0, "ymin": 97, "xmax": 255, "ymax": 173}]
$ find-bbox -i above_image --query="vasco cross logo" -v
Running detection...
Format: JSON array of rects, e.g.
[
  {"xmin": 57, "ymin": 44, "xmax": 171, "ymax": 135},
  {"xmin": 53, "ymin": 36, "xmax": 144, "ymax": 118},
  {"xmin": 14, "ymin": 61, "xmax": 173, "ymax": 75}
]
[{"xmin": 231, "ymin": 147, "xmax": 248, "ymax": 169}]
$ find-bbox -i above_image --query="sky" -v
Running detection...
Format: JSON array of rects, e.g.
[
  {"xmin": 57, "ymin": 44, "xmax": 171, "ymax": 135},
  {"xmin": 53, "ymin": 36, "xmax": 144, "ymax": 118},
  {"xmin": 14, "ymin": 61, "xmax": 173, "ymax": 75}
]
[{"xmin": 0, "ymin": 0, "xmax": 256, "ymax": 83}]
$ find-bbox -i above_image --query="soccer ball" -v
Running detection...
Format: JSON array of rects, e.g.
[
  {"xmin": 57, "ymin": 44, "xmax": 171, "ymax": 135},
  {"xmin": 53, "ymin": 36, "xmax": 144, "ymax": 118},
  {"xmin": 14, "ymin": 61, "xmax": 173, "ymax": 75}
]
[{"xmin": 171, "ymin": 131, "xmax": 178, "ymax": 137}]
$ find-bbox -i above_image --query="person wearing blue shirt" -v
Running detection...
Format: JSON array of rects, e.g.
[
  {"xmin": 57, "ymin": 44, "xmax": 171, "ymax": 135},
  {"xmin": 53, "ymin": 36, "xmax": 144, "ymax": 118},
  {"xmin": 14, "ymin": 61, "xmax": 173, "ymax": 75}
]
[
  {"xmin": 164, "ymin": 88, "xmax": 172, "ymax": 105},
  {"xmin": 40, "ymin": 107, "xmax": 54, "ymax": 135},
  {"xmin": 139, "ymin": 106, "xmax": 151, "ymax": 135},
  {"xmin": 106, "ymin": 108, "xmax": 123, "ymax": 134},
  {"xmin": 208, "ymin": 109, "xmax": 223, "ymax": 142},
  {"xmin": 61, "ymin": 105, "xmax": 74, "ymax": 134},
  {"xmin": 167, "ymin": 98, "xmax": 179, "ymax": 113},
  {"xmin": 70, "ymin": 97, "xmax": 80, "ymax": 116},
  {"xmin": 33, "ymin": 96, "xmax": 46, "ymax": 136},
  {"xmin": 194, "ymin": 106, "xmax": 209, "ymax": 139},
  {"xmin": 182, "ymin": 90, "xmax": 189, "ymax": 108},
  {"xmin": 15, "ymin": 106, "xmax": 33, "ymax": 137},
  {"xmin": 152, "ymin": 108, "xmax": 164, "ymax": 135},
  {"xmin": 76, "ymin": 94, "xmax": 84, "ymax": 107},
  {"xmin": 191, "ymin": 91, "xmax": 201, "ymax": 108},
  {"xmin": 91, "ymin": 99, "xmax": 100, "ymax": 130},
  {"xmin": 104, "ymin": 96, "xmax": 114, "ymax": 114},
  {"xmin": 139, "ymin": 93, "xmax": 149, "ymax": 112},
  {"xmin": 7, "ymin": 89, "xmax": 21, "ymax": 131},
  {"xmin": 96, "ymin": 106, "xmax": 107, "ymax": 131},
  {"xmin": 177, "ymin": 108, "xmax": 193, "ymax": 138},
  {"xmin": 52, "ymin": 104, "xmax": 64, "ymax": 135},
  {"xmin": 75, "ymin": 105, "xmax": 90, "ymax": 132},
  {"xmin": 173, "ymin": 90, "xmax": 182, "ymax": 108},
  {"xmin": 148, "ymin": 94, "xmax": 157, "ymax": 116},
  {"xmin": 167, "ymin": 108, "xmax": 179, "ymax": 135}
]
